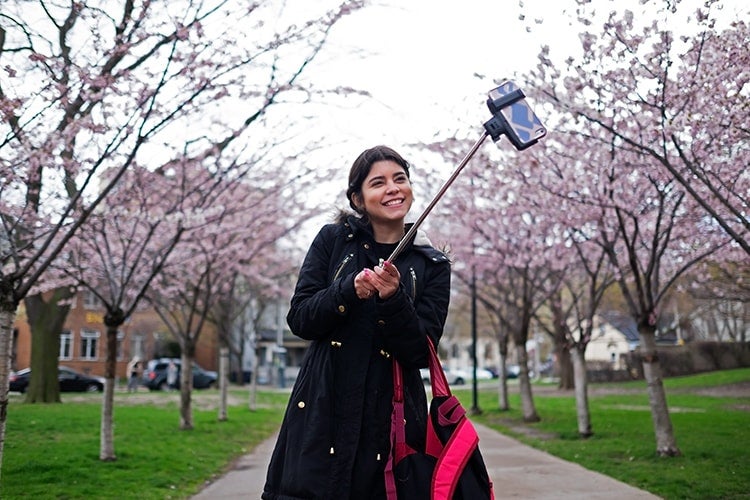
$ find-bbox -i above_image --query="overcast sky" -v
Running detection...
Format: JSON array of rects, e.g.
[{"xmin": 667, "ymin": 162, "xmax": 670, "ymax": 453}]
[
  {"xmin": 282, "ymin": 0, "xmax": 748, "ymax": 239},
  {"xmin": 305, "ymin": 0, "xmax": 552, "ymax": 147},
  {"xmin": 303, "ymin": 0, "xmax": 746, "ymax": 149}
]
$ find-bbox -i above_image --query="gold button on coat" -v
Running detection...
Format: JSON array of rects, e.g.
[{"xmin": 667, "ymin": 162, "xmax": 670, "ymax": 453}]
[
  {"xmin": 297, "ymin": 401, "xmax": 305, "ymax": 408},
  {"xmin": 338, "ymin": 305, "xmax": 346, "ymax": 313}
]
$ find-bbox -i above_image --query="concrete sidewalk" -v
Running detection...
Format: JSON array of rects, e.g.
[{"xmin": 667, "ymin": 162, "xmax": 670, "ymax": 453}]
[{"xmin": 192, "ymin": 421, "xmax": 659, "ymax": 499}]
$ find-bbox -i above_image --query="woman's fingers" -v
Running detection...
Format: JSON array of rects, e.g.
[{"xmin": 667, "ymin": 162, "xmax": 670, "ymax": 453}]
[
  {"xmin": 381, "ymin": 260, "xmax": 398, "ymax": 277},
  {"xmin": 371, "ymin": 262, "xmax": 399, "ymax": 299},
  {"xmin": 355, "ymin": 269, "xmax": 376, "ymax": 299},
  {"xmin": 357, "ymin": 263, "xmax": 400, "ymax": 300}
]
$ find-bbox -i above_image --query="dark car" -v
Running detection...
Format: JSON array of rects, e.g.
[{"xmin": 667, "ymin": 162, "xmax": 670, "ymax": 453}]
[
  {"xmin": 141, "ymin": 358, "xmax": 217, "ymax": 391},
  {"xmin": 9, "ymin": 366, "xmax": 105, "ymax": 393}
]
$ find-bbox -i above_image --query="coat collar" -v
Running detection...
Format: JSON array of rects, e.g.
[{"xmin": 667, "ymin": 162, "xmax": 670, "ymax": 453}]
[{"xmin": 341, "ymin": 214, "xmax": 449, "ymax": 263}]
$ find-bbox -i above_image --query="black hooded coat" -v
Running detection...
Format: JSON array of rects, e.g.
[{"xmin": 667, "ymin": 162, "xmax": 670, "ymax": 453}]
[{"xmin": 262, "ymin": 215, "xmax": 451, "ymax": 500}]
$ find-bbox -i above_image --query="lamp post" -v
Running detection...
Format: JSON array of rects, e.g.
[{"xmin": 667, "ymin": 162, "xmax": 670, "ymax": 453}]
[{"xmin": 276, "ymin": 298, "xmax": 286, "ymax": 389}]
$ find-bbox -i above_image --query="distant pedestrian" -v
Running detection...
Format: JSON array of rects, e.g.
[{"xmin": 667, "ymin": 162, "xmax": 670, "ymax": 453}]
[
  {"xmin": 167, "ymin": 360, "xmax": 178, "ymax": 390},
  {"xmin": 126, "ymin": 357, "xmax": 141, "ymax": 393}
]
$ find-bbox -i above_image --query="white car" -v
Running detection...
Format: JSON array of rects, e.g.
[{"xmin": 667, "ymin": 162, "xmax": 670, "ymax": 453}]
[{"xmin": 421, "ymin": 366, "xmax": 493, "ymax": 385}]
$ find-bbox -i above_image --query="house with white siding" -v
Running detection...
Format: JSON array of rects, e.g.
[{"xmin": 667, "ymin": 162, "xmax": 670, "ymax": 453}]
[{"xmin": 585, "ymin": 312, "xmax": 641, "ymax": 369}]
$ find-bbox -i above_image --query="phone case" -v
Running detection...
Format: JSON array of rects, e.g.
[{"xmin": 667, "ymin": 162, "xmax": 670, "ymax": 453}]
[{"xmin": 487, "ymin": 81, "xmax": 547, "ymax": 150}]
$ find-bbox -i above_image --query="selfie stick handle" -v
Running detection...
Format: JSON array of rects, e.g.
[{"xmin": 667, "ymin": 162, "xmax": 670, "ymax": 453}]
[{"xmin": 386, "ymin": 130, "xmax": 490, "ymax": 263}]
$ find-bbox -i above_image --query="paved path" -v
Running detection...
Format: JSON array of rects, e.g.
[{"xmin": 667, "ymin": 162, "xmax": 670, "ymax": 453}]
[{"xmin": 192, "ymin": 421, "xmax": 659, "ymax": 499}]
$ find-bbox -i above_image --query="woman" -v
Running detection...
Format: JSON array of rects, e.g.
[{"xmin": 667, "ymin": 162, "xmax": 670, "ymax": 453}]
[
  {"xmin": 126, "ymin": 357, "xmax": 141, "ymax": 393},
  {"xmin": 262, "ymin": 145, "xmax": 451, "ymax": 499}
]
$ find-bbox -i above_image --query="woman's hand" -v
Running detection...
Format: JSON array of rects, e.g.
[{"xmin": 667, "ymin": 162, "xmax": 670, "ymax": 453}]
[
  {"xmin": 355, "ymin": 261, "xmax": 400, "ymax": 300},
  {"xmin": 370, "ymin": 261, "xmax": 400, "ymax": 300},
  {"xmin": 354, "ymin": 269, "xmax": 377, "ymax": 300}
]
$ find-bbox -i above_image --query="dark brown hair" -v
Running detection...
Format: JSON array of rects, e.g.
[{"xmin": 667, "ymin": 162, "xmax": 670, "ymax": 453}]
[{"xmin": 346, "ymin": 145, "xmax": 411, "ymax": 216}]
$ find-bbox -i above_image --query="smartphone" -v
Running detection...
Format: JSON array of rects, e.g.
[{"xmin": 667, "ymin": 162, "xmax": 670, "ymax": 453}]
[{"xmin": 485, "ymin": 81, "xmax": 547, "ymax": 150}]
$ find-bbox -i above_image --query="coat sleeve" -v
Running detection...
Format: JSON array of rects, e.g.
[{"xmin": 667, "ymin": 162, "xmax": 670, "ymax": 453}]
[
  {"xmin": 286, "ymin": 226, "xmax": 360, "ymax": 341},
  {"xmin": 376, "ymin": 256, "xmax": 451, "ymax": 369}
]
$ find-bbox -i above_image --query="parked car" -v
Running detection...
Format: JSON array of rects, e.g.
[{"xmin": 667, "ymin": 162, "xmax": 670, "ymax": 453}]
[
  {"xmin": 255, "ymin": 365, "xmax": 300, "ymax": 386},
  {"xmin": 504, "ymin": 364, "xmax": 540, "ymax": 379},
  {"xmin": 141, "ymin": 358, "xmax": 218, "ymax": 391},
  {"xmin": 471, "ymin": 367, "xmax": 495, "ymax": 380},
  {"xmin": 9, "ymin": 366, "xmax": 105, "ymax": 393},
  {"xmin": 506, "ymin": 364, "xmax": 521, "ymax": 379},
  {"xmin": 421, "ymin": 365, "xmax": 493, "ymax": 386}
]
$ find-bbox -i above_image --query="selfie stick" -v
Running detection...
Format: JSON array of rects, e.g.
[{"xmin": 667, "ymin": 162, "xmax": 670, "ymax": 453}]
[
  {"xmin": 385, "ymin": 132, "xmax": 489, "ymax": 263},
  {"xmin": 385, "ymin": 82, "xmax": 546, "ymax": 264}
]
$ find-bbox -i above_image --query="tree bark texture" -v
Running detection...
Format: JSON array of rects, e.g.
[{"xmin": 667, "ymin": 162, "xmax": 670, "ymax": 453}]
[
  {"xmin": 571, "ymin": 347, "xmax": 593, "ymax": 438},
  {"xmin": 515, "ymin": 343, "xmax": 540, "ymax": 422},
  {"xmin": 0, "ymin": 298, "xmax": 18, "ymax": 481},
  {"xmin": 24, "ymin": 291, "xmax": 72, "ymax": 403},
  {"xmin": 100, "ymin": 322, "xmax": 120, "ymax": 461},
  {"xmin": 639, "ymin": 326, "xmax": 681, "ymax": 456},
  {"xmin": 218, "ymin": 347, "xmax": 228, "ymax": 422},
  {"xmin": 496, "ymin": 353, "xmax": 510, "ymax": 411},
  {"xmin": 179, "ymin": 353, "xmax": 194, "ymax": 430},
  {"xmin": 249, "ymin": 345, "xmax": 259, "ymax": 412},
  {"xmin": 556, "ymin": 344, "xmax": 574, "ymax": 390}
]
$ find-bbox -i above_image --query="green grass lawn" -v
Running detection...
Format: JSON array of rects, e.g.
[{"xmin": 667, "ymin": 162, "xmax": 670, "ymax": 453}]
[
  {"xmin": 3, "ymin": 369, "xmax": 749, "ymax": 499},
  {"xmin": 466, "ymin": 367, "xmax": 750, "ymax": 500},
  {"xmin": 3, "ymin": 389, "xmax": 289, "ymax": 499}
]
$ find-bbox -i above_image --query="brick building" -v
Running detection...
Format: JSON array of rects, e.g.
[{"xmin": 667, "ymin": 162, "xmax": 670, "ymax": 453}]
[{"xmin": 12, "ymin": 290, "xmax": 219, "ymax": 379}]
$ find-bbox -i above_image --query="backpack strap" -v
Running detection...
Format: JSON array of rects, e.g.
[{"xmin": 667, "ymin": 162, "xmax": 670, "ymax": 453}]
[
  {"xmin": 426, "ymin": 337, "xmax": 450, "ymax": 398},
  {"xmin": 431, "ymin": 417, "xmax": 480, "ymax": 500},
  {"xmin": 385, "ymin": 337, "xmax": 460, "ymax": 500},
  {"xmin": 385, "ymin": 359, "xmax": 404, "ymax": 500}
]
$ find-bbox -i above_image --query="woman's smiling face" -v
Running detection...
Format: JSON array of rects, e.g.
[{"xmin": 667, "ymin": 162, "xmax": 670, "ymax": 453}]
[{"xmin": 356, "ymin": 160, "xmax": 413, "ymax": 225}]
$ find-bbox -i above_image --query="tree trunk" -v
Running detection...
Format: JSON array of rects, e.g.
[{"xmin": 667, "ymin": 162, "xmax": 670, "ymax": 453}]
[
  {"xmin": 496, "ymin": 331, "xmax": 510, "ymax": 411},
  {"xmin": 238, "ymin": 328, "xmax": 248, "ymax": 387},
  {"xmin": 570, "ymin": 347, "xmax": 593, "ymax": 438},
  {"xmin": 638, "ymin": 324, "xmax": 681, "ymax": 456},
  {"xmin": 556, "ymin": 343, "xmax": 574, "ymax": 390},
  {"xmin": 100, "ymin": 312, "xmax": 123, "ymax": 461},
  {"xmin": 0, "ymin": 295, "xmax": 19, "ymax": 481},
  {"xmin": 496, "ymin": 351, "xmax": 510, "ymax": 411},
  {"xmin": 234, "ymin": 348, "xmax": 245, "ymax": 387},
  {"xmin": 515, "ymin": 343, "xmax": 540, "ymax": 422},
  {"xmin": 218, "ymin": 347, "xmax": 228, "ymax": 422},
  {"xmin": 179, "ymin": 353, "xmax": 194, "ymax": 430},
  {"xmin": 24, "ymin": 290, "xmax": 73, "ymax": 403},
  {"xmin": 249, "ymin": 343, "xmax": 259, "ymax": 411}
]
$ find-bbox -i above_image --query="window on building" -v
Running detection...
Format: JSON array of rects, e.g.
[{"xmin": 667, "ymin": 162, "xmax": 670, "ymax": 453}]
[
  {"xmin": 83, "ymin": 290, "xmax": 100, "ymax": 310},
  {"xmin": 80, "ymin": 329, "xmax": 100, "ymax": 360},
  {"xmin": 60, "ymin": 330, "xmax": 73, "ymax": 360},
  {"xmin": 130, "ymin": 334, "xmax": 145, "ymax": 360}
]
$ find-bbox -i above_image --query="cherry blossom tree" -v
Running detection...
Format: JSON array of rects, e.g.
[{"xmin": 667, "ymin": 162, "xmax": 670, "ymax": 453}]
[
  {"xmin": 210, "ymin": 252, "xmax": 298, "ymax": 418},
  {"xmin": 533, "ymin": 211, "xmax": 617, "ymax": 437},
  {"xmin": 146, "ymin": 175, "xmax": 305, "ymax": 430},
  {"xmin": 683, "ymin": 261, "xmax": 749, "ymax": 341},
  {"xmin": 518, "ymin": 2, "xmax": 747, "ymax": 257},
  {"xmin": 489, "ymin": 312, "xmax": 511, "ymax": 411},
  {"xmin": 0, "ymin": 0, "xmax": 364, "ymax": 473},
  {"xmin": 431, "ymin": 141, "xmax": 565, "ymax": 423},
  {"xmin": 522, "ymin": 1, "xmax": 742, "ymax": 456},
  {"xmin": 236, "ymin": 281, "xmax": 280, "ymax": 412},
  {"xmin": 58, "ymin": 161, "xmax": 242, "ymax": 460}
]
